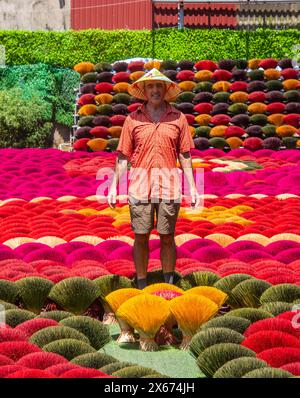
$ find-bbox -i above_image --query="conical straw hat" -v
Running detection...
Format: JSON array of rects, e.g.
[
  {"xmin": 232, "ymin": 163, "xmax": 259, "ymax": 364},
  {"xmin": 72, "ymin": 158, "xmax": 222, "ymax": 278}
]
[{"xmin": 128, "ymin": 68, "xmax": 181, "ymax": 101}]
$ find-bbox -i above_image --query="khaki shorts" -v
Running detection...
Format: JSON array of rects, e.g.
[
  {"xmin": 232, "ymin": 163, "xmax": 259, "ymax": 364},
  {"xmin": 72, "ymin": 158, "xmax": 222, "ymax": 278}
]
[{"xmin": 128, "ymin": 198, "xmax": 181, "ymax": 235}]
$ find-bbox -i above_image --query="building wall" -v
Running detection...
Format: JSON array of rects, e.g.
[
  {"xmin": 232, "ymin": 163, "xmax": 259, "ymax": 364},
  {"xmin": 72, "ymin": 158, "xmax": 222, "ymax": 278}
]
[
  {"xmin": 153, "ymin": 2, "xmax": 300, "ymax": 30},
  {"xmin": 70, "ymin": 0, "xmax": 238, "ymax": 30},
  {"xmin": 0, "ymin": 0, "xmax": 71, "ymax": 30},
  {"xmin": 238, "ymin": 2, "xmax": 300, "ymax": 29},
  {"xmin": 71, "ymin": 0, "xmax": 152, "ymax": 30},
  {"xmin": 0, "ymin": 0, "xmax": 298, "ymax": 31},
  {"xmin": 153, "ymin": 2, "xmax": 238, "ymax": 29}
]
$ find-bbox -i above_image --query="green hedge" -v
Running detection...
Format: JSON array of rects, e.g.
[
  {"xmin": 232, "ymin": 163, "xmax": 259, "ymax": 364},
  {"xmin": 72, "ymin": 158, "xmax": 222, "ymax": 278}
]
[
  {"xmin": 0, "ymin": 64, "xmax": 80, "ymax": 147},
  {"xmin": 0, "ymin": 63, "xmax": 80, "ymax": 127},
  {"xmin": 0, "ymin": 29, "xmax": 299, "ymax": 68},
  {"xmin": 0, "ymin": 88, "xmax": 52, "ymax": 148}
]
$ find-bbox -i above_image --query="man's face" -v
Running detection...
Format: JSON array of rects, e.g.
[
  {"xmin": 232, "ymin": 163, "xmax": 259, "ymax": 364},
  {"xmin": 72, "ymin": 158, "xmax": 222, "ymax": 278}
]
[{"xmin": 144, "ymin": 81, "xmax": 167, "ymax": 106}]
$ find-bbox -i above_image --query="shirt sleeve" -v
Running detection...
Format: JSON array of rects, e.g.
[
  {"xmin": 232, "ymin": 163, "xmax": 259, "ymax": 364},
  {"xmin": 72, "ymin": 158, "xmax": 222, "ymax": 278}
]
[
  {"xmin": 116, "ymin": 115, "xmax": 134, "ymax": 158},
  {"xmin": 178, "ymin": 112, "xmax": 195, "ymax": 153}
]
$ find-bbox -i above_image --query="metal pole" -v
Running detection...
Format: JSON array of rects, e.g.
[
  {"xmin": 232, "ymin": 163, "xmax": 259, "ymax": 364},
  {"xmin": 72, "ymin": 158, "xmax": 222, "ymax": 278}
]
[
  {"xmin": 246, "ymin": 0, "xmax": 250, "ymax": 60},
  {"xmin": 208, "ymin": 1, "xmax": 211, "ymax": 29},
  {"xmin": 178, "ymin": 1, "xmax": 184, "ymax": 29},
  {"xmin": 151, "ymin": 0, "xmax": 156, "ymax": 59}
]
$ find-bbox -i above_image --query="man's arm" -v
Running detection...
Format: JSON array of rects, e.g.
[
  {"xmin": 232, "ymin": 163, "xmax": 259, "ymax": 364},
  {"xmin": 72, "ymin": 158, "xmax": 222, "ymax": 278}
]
[
  {"xmin": 178, "ymin": 151, "xmax": 201, "ymax": 208},
  {"xmin": 107, "ymin": 152, "xmax": 129, "ymax": 209}
]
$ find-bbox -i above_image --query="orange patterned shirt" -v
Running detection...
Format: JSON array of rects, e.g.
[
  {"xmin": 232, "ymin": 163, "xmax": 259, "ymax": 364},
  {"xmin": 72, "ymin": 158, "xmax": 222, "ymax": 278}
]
[{"xmin": 116, "ymin": 103, "xmax": 194, "ymax": 201}]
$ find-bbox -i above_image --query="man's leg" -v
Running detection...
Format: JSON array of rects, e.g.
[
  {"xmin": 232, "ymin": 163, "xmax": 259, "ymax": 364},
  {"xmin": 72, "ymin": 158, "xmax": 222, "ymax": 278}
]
[
  {"xmin": 159, "ymin": 233, "xmax": 176, "ymax": 284},
  {"xmin": 134, "ymin": 233, "xmax": 150, "ymax": 289},
  {"xmin": 129, "ymin": 198, "xmax": 154, "ymax": 289},
  {"xmin": 156, "ymin": 201, "xmax": 180, "ymax": 284}
]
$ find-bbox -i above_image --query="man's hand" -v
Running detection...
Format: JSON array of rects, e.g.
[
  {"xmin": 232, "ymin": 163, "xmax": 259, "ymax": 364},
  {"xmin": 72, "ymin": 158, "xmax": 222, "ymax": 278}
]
[
  {"xmin": 178, "ymin": 152, "xmax": 201, "ymax": 209},
  {"xmin": 107, "ymin": 186, "xmax": 117, "ymax": 209},
  {"xmin": 190, "ymin": 187, "xmax": 201, "ymax": 209},
  {"xmin": 107, "ymin": 153, "xmax": 129, "ymax": 209}
]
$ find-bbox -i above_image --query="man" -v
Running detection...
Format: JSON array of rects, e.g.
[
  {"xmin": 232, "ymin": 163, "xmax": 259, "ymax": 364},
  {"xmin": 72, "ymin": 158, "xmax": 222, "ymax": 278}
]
[{"xmin": 108, "ymin": 68, "xmax": 200, "ymax": 289}]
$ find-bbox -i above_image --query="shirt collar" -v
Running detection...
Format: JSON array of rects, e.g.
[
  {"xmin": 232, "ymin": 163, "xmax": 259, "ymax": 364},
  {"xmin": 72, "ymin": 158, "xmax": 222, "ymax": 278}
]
[{"xmin": 137, "ymin": 102, "xmax": 177, "ymax": 116}]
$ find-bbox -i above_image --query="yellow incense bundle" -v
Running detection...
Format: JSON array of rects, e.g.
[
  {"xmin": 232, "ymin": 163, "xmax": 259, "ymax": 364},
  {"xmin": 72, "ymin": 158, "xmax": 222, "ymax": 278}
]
[
  {"xmin": 116, "ymin": 294, "xmax": 170, "ymax": 351},
  {"xmin": 105, "ymin": 288, "xmax": 143, "ymax": 313},
  {"xmin": 105, "ymin": 288, "xmax": 144, "ymax": 343},
  {"xmin": 184, "ymin": 286, "xmax": 228, "ymax": 307},
  {"xmin": 169, "ymin": 294, "xmax": 219, "ymax": 350}
]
